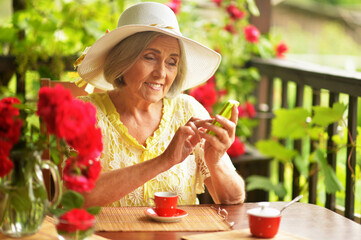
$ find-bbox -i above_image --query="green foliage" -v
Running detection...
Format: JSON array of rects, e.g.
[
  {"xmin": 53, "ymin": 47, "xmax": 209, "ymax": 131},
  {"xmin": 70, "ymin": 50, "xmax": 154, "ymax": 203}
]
[
  {"xmin": 251, "ymin": 102, "xmax": 348, "ymax": 197},
  {"xmin": 50, "ymin": 190, "xmax": 100, "ymax": 217},
  {"xmin": 246, "ymin": 175, "xmax": 287, "ymax": 198},
  {"xmin": 178, "ymin": 0, "xmax": 280, "ymax": 104},
  {"xmin": 314, "ymin": 149, "xmax": 344, "ymax": 193},
  {"xmin": 0, "ymin": 0, "xmax": 119, "ymax": 80},
  {"xmin": 272, "ymin": 108, "xmax": 310, "ymax": 139},
  {"xmin": 312, "ymin": 103, "xmax": 347, "ymax": 126},
  {"xmin": 61, "ymin": 191, "xmax": 84, "ymax": 210},
  {"xmin": 294, "ymin": 155, "xmax": 310, "ymax": 178},
  {"xmin": 256, "ymin": 139, "xmax": 298, "ymax": 163},
  {"xmin": 86, "ymin": 206, "xmax": 102, "ymax": 215}
]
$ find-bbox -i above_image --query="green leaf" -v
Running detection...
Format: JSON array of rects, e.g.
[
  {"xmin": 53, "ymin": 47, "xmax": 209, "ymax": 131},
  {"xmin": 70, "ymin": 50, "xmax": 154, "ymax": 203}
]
[
  {"xmin": 323, "ymin": 165, "xmax": 344, "ymax": 194},
  {"xmin": 0, "ymin": 26, "xmax": 16, "ymax": 43},
  {"xmin": 294, "ymin": 155, "xmax": 309, "ymax": 178},
  {"xmin": 307, "ymin": 126, "xmax": 325, "ymax": 140},
  {"xmin": 86, "ymin": 206, "xmax": 101, "ymax": 215},
  {"xmin": 61, "ymin": 191, "xmax": 84, "ymax": 209},
  {"xmin": 256, "ymin": 139, "xmax": 298, "ymax": 163},
  {"xmin": 272, "ymin": 108, "xmax": 309, "ymax": 139},
  {"xmin": 49, "ymin": 208, "xmax": 68, "ymax": 217},
  {"xmin": 50, "ymin": 147, "xmax": 60, "ymax": 165},
  {"xmin": 332, "ymin": 134, "xmax": 343, "ymax": 145},
  {"xmin": 246, "ymin": 175, "xmax": 287, "ymax": 198},
  {"xmin": 312, "ymin": 103, "xmax": 347, "ymax": 127},
  {"xmin": 314, "ymin": 149, "xmax": 343, "ymax": 193}
]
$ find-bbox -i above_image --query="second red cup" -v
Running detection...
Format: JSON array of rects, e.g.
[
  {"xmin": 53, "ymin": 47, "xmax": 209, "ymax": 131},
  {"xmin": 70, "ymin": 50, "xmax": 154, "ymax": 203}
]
[{"xmin": 148, "ymin": 192, "xmax": 178, "ymax": 217}]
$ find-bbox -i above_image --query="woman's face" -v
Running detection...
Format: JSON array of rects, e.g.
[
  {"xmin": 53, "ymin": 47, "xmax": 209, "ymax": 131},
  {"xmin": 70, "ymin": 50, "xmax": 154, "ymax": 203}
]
[{"xmin": 122, "ymin": 35, "xmax": 180, "ymax": 103}]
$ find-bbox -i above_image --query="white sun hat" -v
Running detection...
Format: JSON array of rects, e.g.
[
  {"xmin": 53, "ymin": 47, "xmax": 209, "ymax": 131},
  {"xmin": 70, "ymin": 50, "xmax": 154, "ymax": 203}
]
[{"xmin": 77, "ymin": 1, "xmax": 221, "ymax": 92}]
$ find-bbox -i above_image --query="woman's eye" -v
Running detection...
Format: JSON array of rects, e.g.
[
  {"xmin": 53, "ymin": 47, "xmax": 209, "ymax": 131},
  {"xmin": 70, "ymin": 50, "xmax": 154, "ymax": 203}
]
[
  {"xmin": 144, "ymin": 54, "xmax": 155, "ymax": 60},
  {"xmin": 167, "ymin": 59, "xmax": 177, "ymax": 66}
]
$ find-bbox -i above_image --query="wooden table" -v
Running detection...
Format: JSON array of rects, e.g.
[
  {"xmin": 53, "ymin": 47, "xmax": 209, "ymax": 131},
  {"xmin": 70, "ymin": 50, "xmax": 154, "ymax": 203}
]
[{"xmin": 95, "ymin": 202, "xmax": 361, "ymax": 240}]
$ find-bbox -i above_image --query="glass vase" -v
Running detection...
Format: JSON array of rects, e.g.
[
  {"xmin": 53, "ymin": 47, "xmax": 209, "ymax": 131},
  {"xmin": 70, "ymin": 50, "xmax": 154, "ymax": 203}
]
[
  {"xmin": 0, "ymin": 150, "xmax": 61, "ymax": 237},
  {"xmin": 55, "ymin": 217, "xmax": 95, "ymax": 240}
]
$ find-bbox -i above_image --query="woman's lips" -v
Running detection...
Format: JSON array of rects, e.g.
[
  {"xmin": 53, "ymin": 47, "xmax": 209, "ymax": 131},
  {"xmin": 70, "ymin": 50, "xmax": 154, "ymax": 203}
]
[{"xmin": 145, "ymin": 82, "xmax": 163, "ymax": 90}]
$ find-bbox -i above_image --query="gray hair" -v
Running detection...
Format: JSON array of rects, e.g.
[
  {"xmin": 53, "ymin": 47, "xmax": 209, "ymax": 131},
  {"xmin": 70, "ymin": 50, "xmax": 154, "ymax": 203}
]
[{"xmin": 103, "ymin": 31, "xmax": 186, "ymax": 98}]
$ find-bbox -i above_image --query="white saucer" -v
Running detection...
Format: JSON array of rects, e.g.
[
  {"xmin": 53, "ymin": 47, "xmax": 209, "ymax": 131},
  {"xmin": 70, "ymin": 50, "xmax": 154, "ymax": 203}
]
[{"xmin": 144, "ymin": 208, "xmax": 188, "ymax": 223}]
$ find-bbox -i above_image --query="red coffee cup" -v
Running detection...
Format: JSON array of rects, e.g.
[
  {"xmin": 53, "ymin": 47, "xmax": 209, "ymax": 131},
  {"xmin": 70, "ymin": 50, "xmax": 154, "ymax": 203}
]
[
  {"xmin": 247, "ymin": 202, "xmax": 281, "ymax": 238},
  {"xmin": 147, "ymin": 192, "xmax": 178, "ymax": 217}
]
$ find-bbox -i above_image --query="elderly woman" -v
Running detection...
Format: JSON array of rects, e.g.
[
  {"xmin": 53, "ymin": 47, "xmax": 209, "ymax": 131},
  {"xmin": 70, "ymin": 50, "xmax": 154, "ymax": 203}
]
[{"xmin": 77, "ymin": 2, "xmax": 245, "ymax": 207}]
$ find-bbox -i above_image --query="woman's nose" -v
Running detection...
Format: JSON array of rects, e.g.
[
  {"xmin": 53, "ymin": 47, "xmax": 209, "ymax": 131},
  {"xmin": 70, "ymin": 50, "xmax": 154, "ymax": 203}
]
[{"xmin": 153, "ymin": 61, "xmax": 166, "ymax": 79}]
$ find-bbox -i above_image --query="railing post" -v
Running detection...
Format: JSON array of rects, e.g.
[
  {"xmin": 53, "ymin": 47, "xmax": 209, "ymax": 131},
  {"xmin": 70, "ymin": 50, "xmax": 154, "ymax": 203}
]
[
  {"xmin": 326, "ymin": 92, "xmax": 339, "ymax": 211},
  {"xmin": 309, "ymin": 88, "xmax": 320, "ymax": 204},
  {"xmin": 278, "ymin": 79, "xmax": 289, "ymax": 201},
  {"xmin": 292, "ymin": 83, "xmax": 304, "ymax": 199},
  {"xmin": 345, "ymin": 95, "xmax": 357, "ymax": 220}
]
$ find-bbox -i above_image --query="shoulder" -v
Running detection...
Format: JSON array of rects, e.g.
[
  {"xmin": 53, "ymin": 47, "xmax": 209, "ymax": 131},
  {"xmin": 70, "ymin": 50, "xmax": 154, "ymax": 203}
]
[
  {"xmin": 166, "ymin": 94, "xmax": 200, "ymax": 109},
  {"xmin": 78, "ymin": 92, "xmax": 108, "ymax": 112},
  {"xmin": 166, "ymin": 94, "xmax": 210, "ymax": 119}
]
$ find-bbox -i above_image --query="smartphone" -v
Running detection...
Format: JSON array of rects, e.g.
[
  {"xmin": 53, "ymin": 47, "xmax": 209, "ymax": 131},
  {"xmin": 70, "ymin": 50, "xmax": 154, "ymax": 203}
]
[{"xmin": 208, "ymin": 100, "xmax": 240, "ymax": 136}]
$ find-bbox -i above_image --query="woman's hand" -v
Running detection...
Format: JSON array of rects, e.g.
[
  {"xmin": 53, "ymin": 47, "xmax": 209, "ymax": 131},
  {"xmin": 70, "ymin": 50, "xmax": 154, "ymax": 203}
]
[
  {"xmin": 161, "ymin": 117, "xmax": 203, "ymax": 167},
  {"xmin": 199, "ymin": 105, "xmax": 245, "ymax": 204},
  {"xmin": 201, "ymin": 105, "xmax": 238, "ymax": 165}
]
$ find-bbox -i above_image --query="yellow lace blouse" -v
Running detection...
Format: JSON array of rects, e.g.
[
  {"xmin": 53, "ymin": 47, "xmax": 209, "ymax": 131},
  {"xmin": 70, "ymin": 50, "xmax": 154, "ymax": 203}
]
[{"xmin": 80, "ymin": 92, "xmax": 234, "ymax": 207}]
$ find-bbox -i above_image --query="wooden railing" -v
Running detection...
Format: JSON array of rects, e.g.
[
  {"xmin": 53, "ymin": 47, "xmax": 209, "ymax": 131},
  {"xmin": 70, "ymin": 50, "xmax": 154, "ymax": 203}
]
[{"xmin": 250, "ymin": 57, "xmax": 361, "ymax": 223}]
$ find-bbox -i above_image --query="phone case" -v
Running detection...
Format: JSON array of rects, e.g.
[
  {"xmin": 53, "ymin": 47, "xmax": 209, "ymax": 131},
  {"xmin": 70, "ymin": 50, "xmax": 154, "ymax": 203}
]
[{"xmin": 208, "ymin": 100, "xmax": 240, "ymax": 136}]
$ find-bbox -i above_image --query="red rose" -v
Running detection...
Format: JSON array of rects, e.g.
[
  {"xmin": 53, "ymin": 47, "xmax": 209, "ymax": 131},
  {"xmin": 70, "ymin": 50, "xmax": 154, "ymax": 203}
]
[
  {"xmin": 226, "ymin": 4, "xmax": 244, "ymax": 20},
  {"xmin": 0, "ymin": 97, "xmax": 21, "ymax": 106},
  {"xmin": 227, "ymin": 137, "xmax": 246, "ymax": 157},
  {"xmin": 64, "ymin": 174, "xmax": 93, "ymax": 193},
  {"xmin": 224, "ymin": 23, "xmax": 237, "ymax": 35},
  {"xmin": 218, "ymin": 89, "xmax": 228, "ymax": 97},
  {"xmin": 276, "ymin": 42, "xmax": 288, "ymax": 58},
  {"xmin": 0, "ymin": 140, "xmax": 13, "ymax": 157},
  {"xmin": 56, "ymin": 208, "xmax": 95, "ymax": 233},
  {"xmin": 55, "ymin": 99, "xmax": 97, "ymax": 141},
  {"xmin": 238, "ymin": 105, "xmax": 247, "ymax": 118},
  {"xmin": 244, "ymin": 25, "xmax": 260, "ymax": 43},
  {"xmin": 63, "ymin": 157, "xmax": 101, "ymax": 193},
  {"xmin": 85, "ymin": 159, "xmax": 101, "ymax": 181},
  {"xmin": 207, "ymin": 75, "xmax": 216, "ymax": 85},
  {"xmin": 245, "ymin": 102, "xmax": 256, "ymax": 118},
  {"xmin": 0, "ymin": 155, "xmax": 14, "ymax": 177},
  {"xmin": 238, "ymin": 102, "xmax": 256, "ymax": 118},
  {"xmin": 67, "ymin": 126, "xmax": 103, "ymax": 159},
  {"xmin": 63, "ymin": 160, "xmax": 95, "ymax": 193},
  {"xmin": 189, "ymin": 82, "xmax": 218, "ymax": 112},
  {"xmin": 75, "ymin": 155, "xmax": 102, "ymax": 181},
  {"xmin": 37, "ymin": 84, "xmax": 72, "ymax": 134},
  {"xmin": 0, "ymin": 97, "xmax": 23, "ymax": 144},
  {"xmin": 166, "ymin": 1, "xmax": 181, "ymax": 14},
  {"xmin": 212, "ymin": 0, "xmax": 223, "ymax": 7}
]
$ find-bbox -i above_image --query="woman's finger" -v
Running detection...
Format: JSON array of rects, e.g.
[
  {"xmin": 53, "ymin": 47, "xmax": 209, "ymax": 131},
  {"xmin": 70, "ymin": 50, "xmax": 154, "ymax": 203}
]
[
  {"xmin": 229, "ymin": 104, "xmax": 238, "ymax": 123},
  {"xmin": 188, "ymin": 121, "xmax": 201, "ymax": 146}
]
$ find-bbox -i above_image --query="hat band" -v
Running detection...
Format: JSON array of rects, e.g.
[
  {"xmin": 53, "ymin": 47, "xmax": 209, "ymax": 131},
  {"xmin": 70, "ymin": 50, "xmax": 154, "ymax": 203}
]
[{"xmin": 149, "ymin": 24, "xmax": 180, "ymax": 34}]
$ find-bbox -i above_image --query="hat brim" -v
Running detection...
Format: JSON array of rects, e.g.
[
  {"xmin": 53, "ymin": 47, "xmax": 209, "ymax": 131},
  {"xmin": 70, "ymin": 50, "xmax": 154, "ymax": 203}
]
[{"xmin": 78, "ymin": 25, "xmax": 221, "ymax": 92}]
